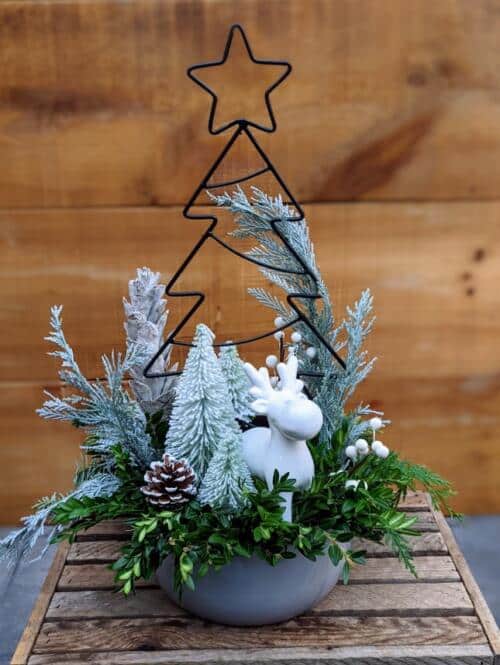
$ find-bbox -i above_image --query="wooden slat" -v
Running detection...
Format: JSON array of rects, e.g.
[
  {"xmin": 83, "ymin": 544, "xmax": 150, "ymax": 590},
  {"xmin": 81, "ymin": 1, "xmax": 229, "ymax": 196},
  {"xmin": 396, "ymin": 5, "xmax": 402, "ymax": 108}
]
[
  {"xmin": 58, "ymin": 564, "xmax": 155, "ymax": 591},
  {"xmin": 349, "ymin": 556, "xmax": 459, "ymax": 584},
  {"xmin": 45, "ymin": 582, "xmax": 473, "ymax": 621},
  {"xmin": 1, "ymin": 1, "xmax": 500, "ymax": 207},
  {"xmin": 398, "ymin": 492, "xmax": 431, "ymax": 512},
  {"xmin": 403, "ymin": 511, "xmax": 438, "ymax": 532},
  {"xmin": 57, "ymin": 555, "xmax": 459, "ymax": 591},
  {"xmin": 33, "ymin": 616, "xmax": 489, "ymax": 654},
  {"xmin": 314, "ymin": 582, "xmax": 473, "ymax": 617},
  {"xmin": 11, "ymin": 542, "xmax": 69, "ymax": 665},
  {"xmin": 47, "ymin": 589, "xmax": 184, "ymax": 620},
  {"xmin": 66, "ymin": 531, "xmax": 447, "ymax": 565},
  {"xmin": 66, "ymin": 541, "xmax": 124, "ymax": 564},
  {"xmin": 76, "ymin": 521, "xmax": 131, "ymax": 541},
  {"xmin": 27, "ymin": 644, "xmax": 495, "ymax": 665},
  {"xmin": 2, "ymin": 202, "xmax": 500, "ymax": 382},
  {"xmin": 431, "ymin": 505, "xmax": 500, "ymax": 664},
  {"xmin": 354, "ymin": 532, "xmax": 447, "ymax": 556}
]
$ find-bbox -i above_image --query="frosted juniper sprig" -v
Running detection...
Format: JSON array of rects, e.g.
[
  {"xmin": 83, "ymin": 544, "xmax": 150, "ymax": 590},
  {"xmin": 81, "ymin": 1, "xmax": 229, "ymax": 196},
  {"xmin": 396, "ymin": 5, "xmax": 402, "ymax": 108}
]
[
  {"xmin": 211, "ymin": 187, "xmax": 376, "ymax": 443},
  {"xmin": 123, "ymin": 267, "xmax": 177, "ymax": 418},
  {"xmin": 316, "ymin": 290, "xmax": 376, "ymax": 437},
  {"xmin": 38, "ymin": 306, "xmax": 155, "ymax": 468}
]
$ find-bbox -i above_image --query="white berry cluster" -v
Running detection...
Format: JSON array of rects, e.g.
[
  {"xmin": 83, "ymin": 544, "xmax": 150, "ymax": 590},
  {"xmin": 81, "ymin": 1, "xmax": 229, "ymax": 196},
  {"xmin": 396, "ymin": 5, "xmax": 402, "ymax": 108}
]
[
  {"xmin": 344, "ymin": 416, "xmax": 390, "ymax": 462},
  {"xmin": 266, "ymin": 317, "xmax": 317, "ymax": 372}
]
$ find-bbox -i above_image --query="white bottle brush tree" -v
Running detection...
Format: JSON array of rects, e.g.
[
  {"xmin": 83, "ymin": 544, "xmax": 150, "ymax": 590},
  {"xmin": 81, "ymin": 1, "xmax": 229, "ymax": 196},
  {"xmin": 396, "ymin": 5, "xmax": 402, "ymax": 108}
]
[
  {"xmin": 165, "ymin": 324, "xmax": 254, "ymax": 513},
  {"xmin": 218, "ymin": 344, "xmax": 253, "ymax": 423},
  {"xmin": 199, "ymin": 420, "xmax": 255, "ymax": 513}
]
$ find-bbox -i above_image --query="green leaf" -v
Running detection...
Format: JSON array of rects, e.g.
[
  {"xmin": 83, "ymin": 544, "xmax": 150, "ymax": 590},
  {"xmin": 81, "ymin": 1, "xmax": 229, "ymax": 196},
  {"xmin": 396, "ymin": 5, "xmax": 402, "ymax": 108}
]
[
  {"xmin": 208, "ymin": 534, "xmax": 227, "ymax": 545},
  {"xmin": 328, "ymin": 543, "xmax": 344, "ymax": 566},
  {"xmin": 234, "ymin": 543, "xmax": 252, "ymax": 558}
]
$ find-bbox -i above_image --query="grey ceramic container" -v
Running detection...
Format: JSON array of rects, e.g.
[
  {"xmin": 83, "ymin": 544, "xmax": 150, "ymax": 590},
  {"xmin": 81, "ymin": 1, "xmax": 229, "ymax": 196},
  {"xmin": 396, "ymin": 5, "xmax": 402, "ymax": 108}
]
[{"xmin": 156, "ymin": 550, "xmax": 345, "ymax": 626}]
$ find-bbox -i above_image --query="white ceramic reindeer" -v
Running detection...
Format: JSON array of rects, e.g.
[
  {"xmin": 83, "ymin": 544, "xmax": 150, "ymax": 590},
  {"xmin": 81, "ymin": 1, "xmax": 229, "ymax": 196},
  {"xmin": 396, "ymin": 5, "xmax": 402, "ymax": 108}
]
[{"xmin": 242, "ymin": 355, "xmax": 323, "ymax": 522}]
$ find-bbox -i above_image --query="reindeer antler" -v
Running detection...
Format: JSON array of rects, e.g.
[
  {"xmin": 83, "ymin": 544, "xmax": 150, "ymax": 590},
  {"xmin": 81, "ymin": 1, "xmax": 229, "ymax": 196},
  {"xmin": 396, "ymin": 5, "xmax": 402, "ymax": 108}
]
[
  {"xmin": 277, "ymin": 355, "xmax": 304, "ymax": 394},
  {"xmin": 244, "ymin": 363, "xmax": 274, "ymax": 400}
]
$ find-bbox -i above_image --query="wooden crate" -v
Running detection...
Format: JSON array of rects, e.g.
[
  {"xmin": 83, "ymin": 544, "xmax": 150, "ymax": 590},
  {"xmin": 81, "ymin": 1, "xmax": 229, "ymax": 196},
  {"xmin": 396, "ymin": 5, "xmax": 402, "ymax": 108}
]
[{"xmin": 11, "ymin": 493, "xmax": 500, "ymax": 664}]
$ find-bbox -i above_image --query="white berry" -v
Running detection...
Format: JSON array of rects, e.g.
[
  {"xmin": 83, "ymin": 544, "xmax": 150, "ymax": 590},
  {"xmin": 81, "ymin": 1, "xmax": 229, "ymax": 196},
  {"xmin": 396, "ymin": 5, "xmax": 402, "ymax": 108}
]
[
  {"xmin": 274, "ymin": 316, "xmax": 285, "ymax": 328},
  {"xmin": 305, "ymin": 346, "xmax": 317, "ymax": 359},
  {"xmin": 291, "ymin": 331, "xmax": 302, "ymax": 344},
  {"xmin": 274, "ymin": 331, "xmax": 284, "ymax": 341},
  {"xmin": 266, "ymin": 354, "xmax": 278, "ymax": 369},
  {"xmin": 355, "ymin": 438, "xmax": 369, "ymax": 455},
  {"xmin": 371, "ymin": 440, "xmax": 383, "ymax": 452},
  {"xmin": 369, "ymin": 416, "xmax": 383, "ymax": 431},
  {"xmin": 375, "ymin": 444, "xmax": 390, "ymax": 459},
  {"xmin": 345, "ymin": 445, "xmax": 357, "ymax": 460}
]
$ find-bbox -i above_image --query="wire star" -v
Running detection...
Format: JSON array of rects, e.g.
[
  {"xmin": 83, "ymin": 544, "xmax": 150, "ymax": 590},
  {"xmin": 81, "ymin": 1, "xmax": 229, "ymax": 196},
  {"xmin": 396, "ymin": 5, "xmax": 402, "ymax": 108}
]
[{"xmin": 187, "ymin": 24, "xmax": 291, "ymax": 135}]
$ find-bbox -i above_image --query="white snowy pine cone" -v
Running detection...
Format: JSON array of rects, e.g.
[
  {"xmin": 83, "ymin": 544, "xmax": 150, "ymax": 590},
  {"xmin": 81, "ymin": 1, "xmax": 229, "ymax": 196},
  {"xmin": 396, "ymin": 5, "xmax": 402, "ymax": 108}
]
[{"xmin": 141, "ymin": 453, "xmax": 197, "ymax": 508}]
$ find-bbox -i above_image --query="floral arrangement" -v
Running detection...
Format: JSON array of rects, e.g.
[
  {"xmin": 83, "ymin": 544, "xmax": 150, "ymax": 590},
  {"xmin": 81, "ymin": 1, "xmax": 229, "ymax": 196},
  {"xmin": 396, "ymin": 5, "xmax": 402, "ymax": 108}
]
[{"xmin": 0, "ymin": 188, "xmax": 457, "ymax": 596}]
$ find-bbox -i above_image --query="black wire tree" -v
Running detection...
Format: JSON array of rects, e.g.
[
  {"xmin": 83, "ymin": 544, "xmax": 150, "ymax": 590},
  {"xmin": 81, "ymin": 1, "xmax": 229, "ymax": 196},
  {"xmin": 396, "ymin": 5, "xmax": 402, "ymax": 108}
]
[{"xmin": 145, "ymin": 25, "xmax": 345, "ymax": 379}]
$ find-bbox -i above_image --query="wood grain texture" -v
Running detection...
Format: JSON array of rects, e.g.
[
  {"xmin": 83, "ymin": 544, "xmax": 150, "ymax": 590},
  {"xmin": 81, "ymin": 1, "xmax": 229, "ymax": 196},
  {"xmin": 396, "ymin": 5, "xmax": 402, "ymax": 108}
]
[
  {"xmin": 11, "ymin": 542, "xmax": 69, "ymax": 665},
  {"xmin": 13, "ymin": 497, "xmax": 496, "ymax": 664},
  {"xmin": 0, "ymin": 383, "xmax": 81, "ymax": 522},
  {"xmin": 47, "ymin": 589, "xmax": 184, "ymax": 620},
  {"xmin": 46, "ymin": 583, "xmax": 473, "ymax": 621},
  {"xmin": 33, "ymin": 616, "xmax": 489, "ymax": 654},
  {"xmin": 398, "ymin": 493, "xmax": 432, "ymax": 512},
  {"xmin": 58, "ymin": 564, "xmax": 155, "ymax": 591},
  {"xmin": 431, "ymin": 505, "xmax": 500, "ymax": 663},
  {"xmin": 1, "ymin": 0, "xmax": 500, "ymax": 207},
  {"xmin": 349, "ymin": 556, "xmax": 459, "ymax": 584},
  {"xmin": 2, "ymin": 202, "xmax": 499, "ymax": 381},
  {"xmin": 76, "ymin": 521, "xmax": 131, "ymax": 541},
  {"xmin": 65, "ymin": 531, "xmax": 448, "ymax": 565},
  {"xmin": 353, "ymin": 533, "xmax": 447, "ymax": 556},
  {"xmin": 314, "ymin": 582, "xmax": 473, "ymax": 617},
  {"xmin": 2, "ymin": 200, "xmax": 500, "ymax": 519},
  {"xmin": 26, "ymin": 644, "xmax": 495, "ymax": 665}
]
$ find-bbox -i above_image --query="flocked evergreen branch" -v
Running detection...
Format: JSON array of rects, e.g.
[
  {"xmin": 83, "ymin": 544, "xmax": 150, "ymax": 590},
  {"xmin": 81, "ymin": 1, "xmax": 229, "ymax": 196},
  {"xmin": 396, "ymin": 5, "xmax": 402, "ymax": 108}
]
[
  {"xmin": 0, "ymin": 304, "xmax": 157, "ymax": 568},
  {"xmin": 211, "ymin": 187, "xmax": 377, "ymax": 442},
  {"xmin": 316, "ymin": 290, "xmax": 377, "ymax": 438},
  {"xmin": 123, "ymin": 268, "xmax": 177, "ymax": 418},
  {"xmin": 38, "ymin": 306, "xmax": 155, "ymax": 468}
]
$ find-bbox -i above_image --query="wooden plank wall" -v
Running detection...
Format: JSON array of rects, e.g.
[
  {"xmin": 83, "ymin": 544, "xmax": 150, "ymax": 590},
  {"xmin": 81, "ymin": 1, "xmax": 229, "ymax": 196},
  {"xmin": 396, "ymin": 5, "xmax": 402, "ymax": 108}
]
[{"xmin": 1, "ymin": 0, "xmax": 499, "ymax": 520}]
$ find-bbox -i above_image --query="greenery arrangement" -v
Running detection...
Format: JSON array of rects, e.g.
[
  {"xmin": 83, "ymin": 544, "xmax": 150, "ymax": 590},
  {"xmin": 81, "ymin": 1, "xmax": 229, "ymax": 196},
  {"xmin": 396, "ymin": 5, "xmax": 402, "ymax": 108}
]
[{"xmin": 0, "ymin": 189, "xmax": 457, "ymax": 597}]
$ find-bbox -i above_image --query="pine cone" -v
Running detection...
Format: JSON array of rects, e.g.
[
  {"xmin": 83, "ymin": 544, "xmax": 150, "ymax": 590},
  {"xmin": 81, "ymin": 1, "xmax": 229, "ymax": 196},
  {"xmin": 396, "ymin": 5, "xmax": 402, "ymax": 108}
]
[{"xmin": 141, "ymin": 453, "xmax": 197, "ymax": 508}]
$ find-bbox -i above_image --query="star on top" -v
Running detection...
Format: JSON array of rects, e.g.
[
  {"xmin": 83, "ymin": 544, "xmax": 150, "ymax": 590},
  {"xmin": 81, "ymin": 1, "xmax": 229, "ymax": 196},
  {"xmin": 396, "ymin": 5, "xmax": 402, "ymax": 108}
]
[{"xmin": 187, "ymin": 24, "xmax": 291, "ymax": 135}]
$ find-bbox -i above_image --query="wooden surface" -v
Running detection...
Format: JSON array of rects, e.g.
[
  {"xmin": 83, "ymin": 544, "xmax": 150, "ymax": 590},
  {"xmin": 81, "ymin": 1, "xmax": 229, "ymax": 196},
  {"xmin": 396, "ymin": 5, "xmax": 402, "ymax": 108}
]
[
  {"xmin": 11, "ymin": 493, "xmax": 500, "ymax": 664},
  {"xmin": 0, "ymin": 0, "xmax": 500, "ymax": 206},
  {"xmin": 1, "ymin": 202, "xmax": 499, "ymax": 519},
  {"xmin": 1, "ymin": 0, "xmax": 500, "ymax": 520}
]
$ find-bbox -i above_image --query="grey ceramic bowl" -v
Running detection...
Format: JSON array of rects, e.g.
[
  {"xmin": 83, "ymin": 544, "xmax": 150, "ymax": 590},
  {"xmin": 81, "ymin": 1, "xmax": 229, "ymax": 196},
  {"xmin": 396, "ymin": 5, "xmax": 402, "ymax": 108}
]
[{"xmin": 156, "ymin": 550, "xmax": 345, "ymax": 626}]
